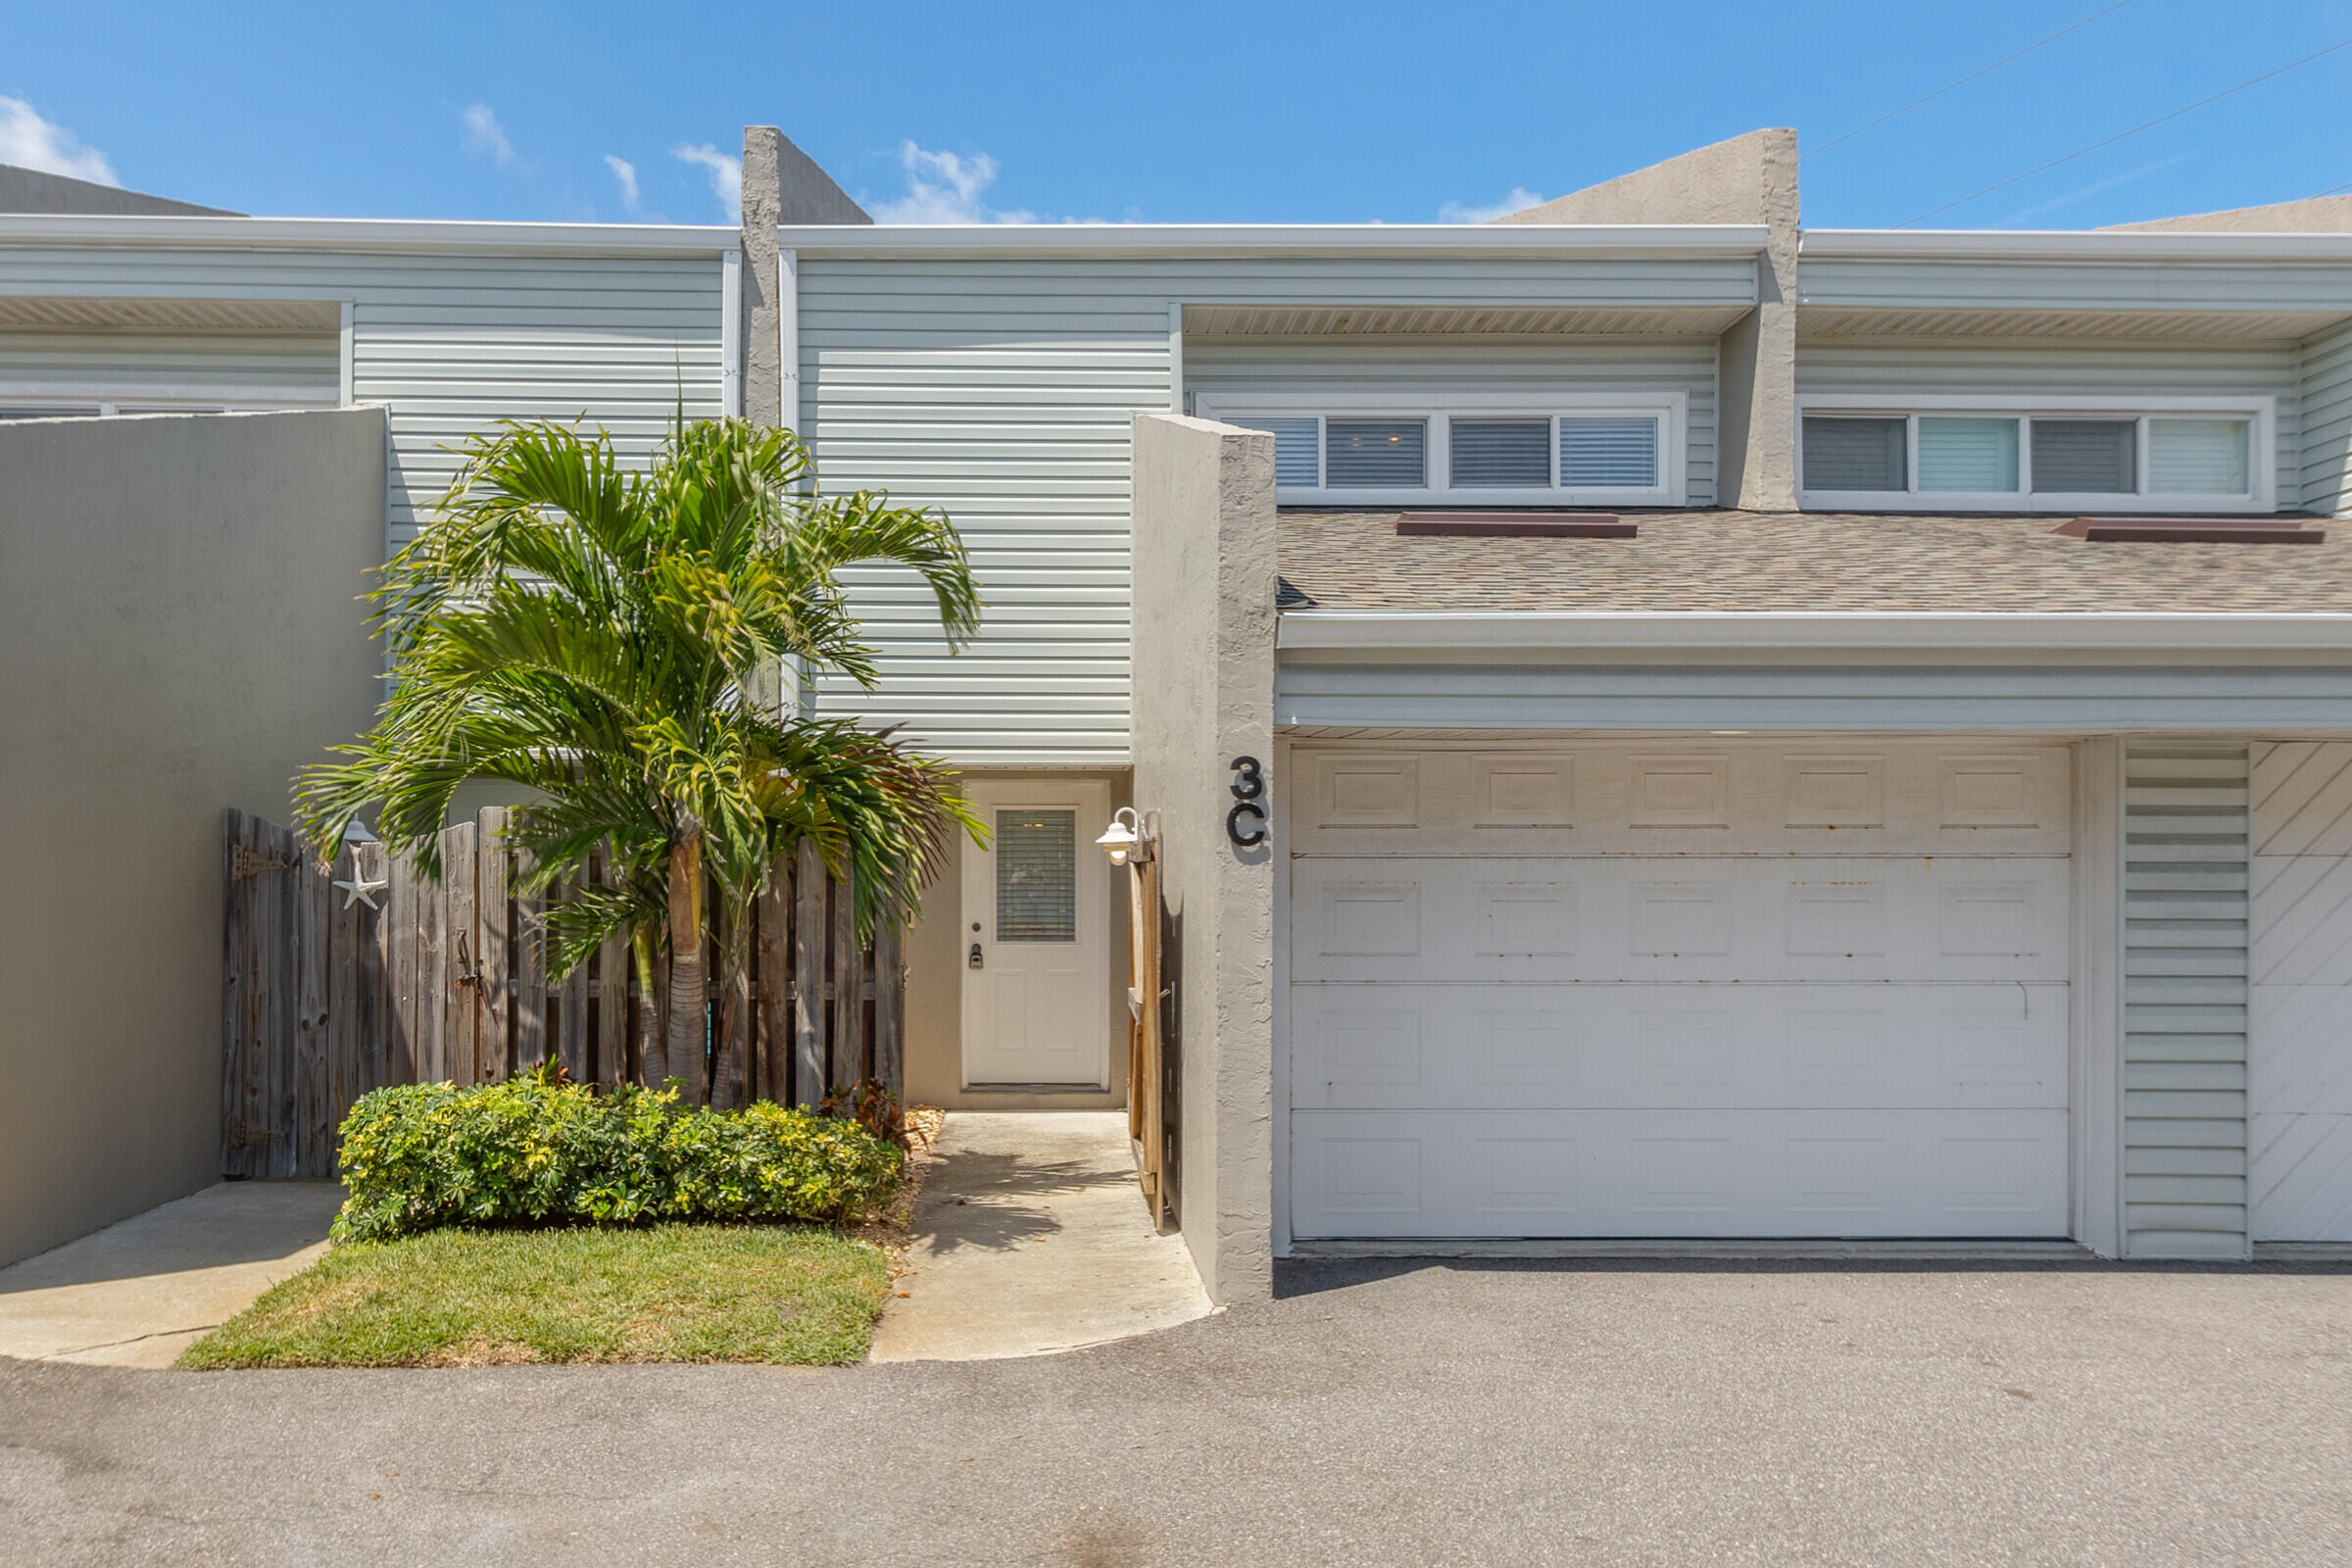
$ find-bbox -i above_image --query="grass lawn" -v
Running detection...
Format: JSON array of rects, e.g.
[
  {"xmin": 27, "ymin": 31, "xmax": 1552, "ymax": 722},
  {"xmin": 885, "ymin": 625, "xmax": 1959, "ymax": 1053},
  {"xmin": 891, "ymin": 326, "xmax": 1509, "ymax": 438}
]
[{"xmin": 179, "ymin": 1223, "xmax": 891, "ymax": 1369}]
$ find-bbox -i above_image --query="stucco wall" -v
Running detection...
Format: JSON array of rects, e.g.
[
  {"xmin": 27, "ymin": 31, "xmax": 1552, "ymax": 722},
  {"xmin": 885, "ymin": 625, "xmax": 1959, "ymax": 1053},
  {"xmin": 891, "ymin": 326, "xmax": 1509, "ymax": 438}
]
[
  {"xmin": 901, "ymin": 768, "xmax": 1131, "ymax": 1112},
  {"xmin": 1130, "ymin": 414, "xmax": 1276, "ymax": 1304},
  {"xmin": 0, "ymin": 408, "xmax": 385, "ymax": 1266},
  {"xmin": 1501, "ymin": 127, "xmax": 1798, "ymax": 510}
]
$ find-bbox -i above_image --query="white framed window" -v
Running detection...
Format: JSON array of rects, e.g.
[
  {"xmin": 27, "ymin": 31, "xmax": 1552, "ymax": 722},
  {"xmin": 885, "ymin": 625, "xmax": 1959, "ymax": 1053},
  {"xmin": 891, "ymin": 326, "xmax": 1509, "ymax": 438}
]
[
  {"xmin": 1195, "ymin": 390, "xmax": 1687, "ymax": 507},
  {"xmin": 1795, "ymin": 395, "xmax": 2276, "ymax": 514}
]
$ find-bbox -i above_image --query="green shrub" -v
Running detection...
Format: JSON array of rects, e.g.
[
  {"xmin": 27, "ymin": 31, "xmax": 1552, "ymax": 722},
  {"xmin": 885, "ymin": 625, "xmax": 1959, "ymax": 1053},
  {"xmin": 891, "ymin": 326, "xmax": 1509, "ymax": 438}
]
[{"xmin": 331, "ymin": 1077, "xmax": 902, "ymax": 1244}]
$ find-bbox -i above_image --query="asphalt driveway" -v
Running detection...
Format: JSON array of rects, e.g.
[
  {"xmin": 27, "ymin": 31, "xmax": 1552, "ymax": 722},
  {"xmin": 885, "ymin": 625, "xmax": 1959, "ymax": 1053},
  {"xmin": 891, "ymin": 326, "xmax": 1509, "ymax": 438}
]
[{"xmin": 4, "ymin": 1257, "xmax": 2347, "ymax": 1567}]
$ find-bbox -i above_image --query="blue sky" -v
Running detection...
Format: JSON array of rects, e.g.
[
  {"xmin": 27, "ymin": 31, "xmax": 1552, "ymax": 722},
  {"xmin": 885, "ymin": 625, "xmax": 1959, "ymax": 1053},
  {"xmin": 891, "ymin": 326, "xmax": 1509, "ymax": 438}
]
[{"xmin": 7, "ymin": 1, "xmax": 2352, "ymax": 228}]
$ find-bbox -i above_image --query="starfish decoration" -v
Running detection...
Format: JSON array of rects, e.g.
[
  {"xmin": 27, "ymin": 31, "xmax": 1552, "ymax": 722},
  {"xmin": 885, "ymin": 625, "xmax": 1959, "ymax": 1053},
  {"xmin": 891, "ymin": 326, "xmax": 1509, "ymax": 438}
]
[{"xmin": 333, "ymin": 871, "xmax": 389, "ymax": 910}]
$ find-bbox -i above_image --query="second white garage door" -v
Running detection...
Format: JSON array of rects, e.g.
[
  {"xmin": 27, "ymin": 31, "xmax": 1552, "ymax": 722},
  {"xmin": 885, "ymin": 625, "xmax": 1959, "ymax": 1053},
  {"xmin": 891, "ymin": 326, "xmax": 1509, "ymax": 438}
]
[{"xmin": 1288, "ymin": 740, "xmax": 2075, "ymax": 1240}]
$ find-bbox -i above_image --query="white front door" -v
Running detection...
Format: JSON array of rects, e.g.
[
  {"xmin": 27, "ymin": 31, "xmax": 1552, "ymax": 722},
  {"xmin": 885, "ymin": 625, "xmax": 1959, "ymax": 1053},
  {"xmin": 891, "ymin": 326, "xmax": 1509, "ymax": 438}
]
[{"xmin": 961, "ymin": 782, "xmax": 1112, "ymax": 1087}]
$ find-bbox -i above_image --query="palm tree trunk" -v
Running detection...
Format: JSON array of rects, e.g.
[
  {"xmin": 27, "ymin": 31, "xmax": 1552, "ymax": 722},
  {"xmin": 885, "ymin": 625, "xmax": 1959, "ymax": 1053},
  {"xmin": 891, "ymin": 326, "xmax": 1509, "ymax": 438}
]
[
  {"xmin": 665, "ymin": 824, "xmax": 709, "ymax": 1104},
  {"xmin": 710, "ymin": 898, "xmax": 751, "ymax": 1110},
  {"xmin": 632, "ymin": 928, "xmax": 666, "ymax": 1088}
]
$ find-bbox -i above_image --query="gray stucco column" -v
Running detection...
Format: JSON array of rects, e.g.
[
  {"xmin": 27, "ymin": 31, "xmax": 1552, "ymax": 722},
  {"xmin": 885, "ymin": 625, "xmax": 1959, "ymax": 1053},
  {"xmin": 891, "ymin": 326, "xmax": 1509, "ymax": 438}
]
[
  {"xmin": 740, "ymin": 127, "xmax": 787, "ymax": 428},
  {"xmin": 1130, "ymin": 413, "xmax": 1278, "ymax": 1304},
  {"xmin": 1499, "ymin": 127, "xmax": 1799, "ymax": 511},
  {"xmin": 739, "ymin": 126, "xmax": 874, "ymax": 431}
]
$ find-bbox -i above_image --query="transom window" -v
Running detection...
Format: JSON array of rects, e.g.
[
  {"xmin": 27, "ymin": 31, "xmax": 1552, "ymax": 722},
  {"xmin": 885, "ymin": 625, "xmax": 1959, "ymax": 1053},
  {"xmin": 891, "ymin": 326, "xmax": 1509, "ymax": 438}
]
[
  {"xmin": 1797, "ymin": 398, "xmax": 2273, "ymax": 513},
  {"xmin": 1196, "ymin": 393, "xmax": 1687, "ymax": 507}
]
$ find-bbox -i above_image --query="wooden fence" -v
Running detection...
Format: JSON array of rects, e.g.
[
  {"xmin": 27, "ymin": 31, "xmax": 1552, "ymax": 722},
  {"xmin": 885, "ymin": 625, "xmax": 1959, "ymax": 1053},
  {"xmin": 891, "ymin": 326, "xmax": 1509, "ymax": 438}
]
[{"xmin": 221, "ymin": 807, "xmax": 905, "ymax": 1179}]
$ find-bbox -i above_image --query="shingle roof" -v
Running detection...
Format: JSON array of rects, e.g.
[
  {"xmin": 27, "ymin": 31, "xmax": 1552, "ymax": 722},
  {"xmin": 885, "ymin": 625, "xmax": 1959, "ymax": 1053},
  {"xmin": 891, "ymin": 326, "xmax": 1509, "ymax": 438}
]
[{"xmin": 1276, "ymin": 509, "xmax": 2352, "ymax": 613}]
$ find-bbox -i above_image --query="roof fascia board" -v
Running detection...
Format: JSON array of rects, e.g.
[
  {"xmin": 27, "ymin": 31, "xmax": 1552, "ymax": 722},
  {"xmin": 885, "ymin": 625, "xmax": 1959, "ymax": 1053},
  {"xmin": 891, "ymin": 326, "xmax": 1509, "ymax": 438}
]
[
  {"xmin": 1277, "ymin": 610, "xmax": 2352, "ymax": 654},
  {"xmin": 1802, "ymin": 228, "xmax": 2352, "ymax": 263},
  {"xmin": 772, "ymin": 222, "xmax": 1770, "ymax": 257},
  {"xmin": 0, "ymin": 214, "xmax": 738, "ymax": 256}
]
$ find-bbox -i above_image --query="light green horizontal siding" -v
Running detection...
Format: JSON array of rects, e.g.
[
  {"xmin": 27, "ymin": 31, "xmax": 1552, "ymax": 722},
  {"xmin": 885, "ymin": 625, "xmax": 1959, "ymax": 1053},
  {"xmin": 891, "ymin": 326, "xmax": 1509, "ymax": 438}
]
[
  {"xmin": 800, "ymin": 255, "xmax": 1752, "ymax": 765},
  {"xmin": 2121, "ymin": 744, "xmax": 2252, "ymax": 1259},
  {"xmin": 1797, "ymin": 339, "xmax": 2301, "ymax": 510},
  {"xmin": 0, "ymin": 328, "xmax": 338, "ymax": 406},
  {"xmin": 1185, "ymin": 336, "xmax": 1718, "ymax": 506},
  {"xmin": 1800, "ymin": 258, "xmax": 2352, "ymax": 314},
  {"xmin": 2298, "ymin": 319, "xmax": 2352, "ymax": 516},
  {"xmin": 0, "ymin": 245, "xmax": 725, "ymax": 551}
]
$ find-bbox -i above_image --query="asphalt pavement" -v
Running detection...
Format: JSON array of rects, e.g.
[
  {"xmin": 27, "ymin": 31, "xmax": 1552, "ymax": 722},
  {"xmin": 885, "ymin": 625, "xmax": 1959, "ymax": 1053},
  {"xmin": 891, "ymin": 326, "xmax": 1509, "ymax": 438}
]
[{"xmin": 4, "ymin": 1255, "xmax": 2348, "ymax": 1566}]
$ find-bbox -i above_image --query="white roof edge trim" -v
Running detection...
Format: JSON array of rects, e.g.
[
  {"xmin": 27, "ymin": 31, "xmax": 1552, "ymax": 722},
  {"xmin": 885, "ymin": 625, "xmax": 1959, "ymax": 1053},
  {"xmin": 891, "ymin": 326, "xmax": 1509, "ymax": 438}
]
[
  {"xmin": 1800, "ymin": 228, "xmax": 2352, "ymax": 263},
  {"xmin": 0, "ymin": 214, "xmax": 740, "ymax": 255},
  {"xmin": 771, "ymin": 222, "xmax": 1771, "ymax": 256},
  {"xmin": 1276, "ymin": 611, "xmax": 2352, "ymax": 653}
]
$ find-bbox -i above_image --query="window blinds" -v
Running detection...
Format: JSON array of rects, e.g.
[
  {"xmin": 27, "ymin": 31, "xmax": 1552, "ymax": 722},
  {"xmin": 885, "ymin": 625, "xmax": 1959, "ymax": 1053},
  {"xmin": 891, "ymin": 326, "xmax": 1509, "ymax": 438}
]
[
  {"xmin": 1449, "ymin": 418, "xmax": 1550, "ymax": 487},
  {"xmin": 1560, "ymin": 416, "xmax": 1659, "ymax": 488},
  {"xmin": 1802, "ymin": 416, "xmax": 1907, "ymax": 491},
  {"xmin": 2032, "ymin": 419, "xmax": 2136, "ymax": 494},
  {"xmin": 1324, "ymin": 419, "xmax": 1427, "ymax": 487},
  {"xmin": 1227, "ymin": 417, "xmax": 1319, "ymax": 487}
]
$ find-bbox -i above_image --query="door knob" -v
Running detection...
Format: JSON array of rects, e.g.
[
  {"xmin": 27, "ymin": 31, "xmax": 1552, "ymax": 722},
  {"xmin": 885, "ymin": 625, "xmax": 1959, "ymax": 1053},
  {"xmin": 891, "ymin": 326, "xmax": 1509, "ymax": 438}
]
[{"xmin": 969, "ymin": 942, "xmax": 984, "ymax": 970}]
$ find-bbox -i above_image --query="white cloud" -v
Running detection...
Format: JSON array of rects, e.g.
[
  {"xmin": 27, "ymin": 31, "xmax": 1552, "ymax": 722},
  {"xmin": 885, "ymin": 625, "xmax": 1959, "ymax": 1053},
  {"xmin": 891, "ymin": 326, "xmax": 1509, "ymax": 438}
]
[
  {"xmin": 673, "ymin": 143, "xmax": 741, "ymax": 220},
  {"xmin": 1440, "ymin": 186, "xmax": 1545, "ymax": 223},
  {"xmin": 1990, "ymin": 153, "xmax": 2195, "ymax": 228},
  {"xmin": 462, "ymin": 104, "xmax": 520, "ymax": 169},
  {"xmin": 604, "ymin": 154, "xmax": 640, "ymax": 213},
  {"xmin": 0, "ymin": 96, "xmax": 119, "ymax": 186},
  {"xmin": 869, "ymin": 141, "xmax": 1033, "ymax": 223}
]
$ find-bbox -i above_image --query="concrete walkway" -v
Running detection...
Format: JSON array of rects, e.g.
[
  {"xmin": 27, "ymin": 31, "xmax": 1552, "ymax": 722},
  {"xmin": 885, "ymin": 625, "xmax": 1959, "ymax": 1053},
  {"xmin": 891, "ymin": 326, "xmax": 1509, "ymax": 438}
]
[
  {"xmin": 869, "ymin": 1111, "xmax": 1213, "ymax": 1361},
  {"xmin": 0, "ymin": 1181, "xmax": 342, "ymax": 1368}
]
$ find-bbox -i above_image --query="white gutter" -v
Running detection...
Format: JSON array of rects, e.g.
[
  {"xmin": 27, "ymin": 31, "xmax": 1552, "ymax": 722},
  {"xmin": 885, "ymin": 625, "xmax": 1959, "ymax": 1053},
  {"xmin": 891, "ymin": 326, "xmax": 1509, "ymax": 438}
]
[
  {"xmin": 1277, "ymin": 611, "xmax": 2352, "ymax": 654},
  {"xmin": 1801, "ymin": 228, "xmax": 2352, "ymax": 263},
  {"xmin": 771, "ymin": 222, "xmax": 1770, "ymax": 257},
  {"xmin": 0, "ymin": 214, "xmax": 739, "ymax": 255}
]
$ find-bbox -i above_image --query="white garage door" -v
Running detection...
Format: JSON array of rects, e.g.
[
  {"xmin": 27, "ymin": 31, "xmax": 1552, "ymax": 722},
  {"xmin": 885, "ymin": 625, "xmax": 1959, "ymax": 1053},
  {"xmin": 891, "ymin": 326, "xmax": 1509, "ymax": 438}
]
[{"xmin": 1288, "ymin": 741, "xmax": 2074, "ymax": 1240}]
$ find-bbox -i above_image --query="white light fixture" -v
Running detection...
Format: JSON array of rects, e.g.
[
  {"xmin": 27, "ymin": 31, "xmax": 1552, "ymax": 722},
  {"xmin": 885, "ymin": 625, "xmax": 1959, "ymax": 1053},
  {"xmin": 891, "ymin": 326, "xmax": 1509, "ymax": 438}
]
[{"xmin": 1096, "ymin": 807, "xmax": 1152, "ymax": 865}]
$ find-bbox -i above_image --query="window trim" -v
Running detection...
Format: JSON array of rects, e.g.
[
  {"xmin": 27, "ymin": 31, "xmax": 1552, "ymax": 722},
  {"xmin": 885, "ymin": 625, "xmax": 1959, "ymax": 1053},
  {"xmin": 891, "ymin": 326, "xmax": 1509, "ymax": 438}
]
[
  {"xmin": 1795, "ymin": 394, "xmax": 2276, "ymax": 514},
  {"xmin": 1195, "ymin": 390, "xmax": 1688, "ymax": 507}
]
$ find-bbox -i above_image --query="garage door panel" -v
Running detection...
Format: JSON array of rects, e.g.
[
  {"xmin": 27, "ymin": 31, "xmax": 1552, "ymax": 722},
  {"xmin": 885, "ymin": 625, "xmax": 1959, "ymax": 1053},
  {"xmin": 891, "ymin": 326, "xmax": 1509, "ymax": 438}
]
[
  {"xmin": 1291, "ymin": 1109, "xmax": 2073, "ymax": 1239},
  {"xmin": 1292, "ymin": 985, "xmax": 2070, "ymax": 1111},
  {"xmin": 1289, "ymin": 739, "xmax": 2075, "ymax": 1242},
  {"xmin": 1294, "ymin": 858, "xmax": 2071, "ymax": 985},
  {"xmin": 1292, "ymin": 742, "xmax": 2072, "ymax": 857}
]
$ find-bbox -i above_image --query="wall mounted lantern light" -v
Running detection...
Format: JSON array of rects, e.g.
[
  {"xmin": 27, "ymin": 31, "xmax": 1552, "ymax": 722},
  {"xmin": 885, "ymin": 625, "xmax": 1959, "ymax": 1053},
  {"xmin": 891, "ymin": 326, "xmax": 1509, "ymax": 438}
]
[{"xmin": 1095, "ymin": 807, "xmax": 1155, "ymax": 866}]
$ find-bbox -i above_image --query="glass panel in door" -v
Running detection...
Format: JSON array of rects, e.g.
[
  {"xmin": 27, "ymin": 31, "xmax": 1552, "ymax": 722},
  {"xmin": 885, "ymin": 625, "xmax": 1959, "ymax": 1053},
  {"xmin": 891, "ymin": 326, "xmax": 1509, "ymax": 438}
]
[{"xmin": 995, "ymin": 809, "xmax": 1076, "ymax": 942}]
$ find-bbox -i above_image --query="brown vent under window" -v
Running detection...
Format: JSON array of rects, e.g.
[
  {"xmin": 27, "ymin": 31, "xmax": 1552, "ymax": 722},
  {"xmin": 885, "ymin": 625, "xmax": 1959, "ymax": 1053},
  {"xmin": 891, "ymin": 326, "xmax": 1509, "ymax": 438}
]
[
  {"xmin": 1396, "ymin": 511, "xmax": 1635, "ymax": 539},
  {"xmin": 2055, "ymin": 515, "xmax": 2327, "ymax": 544}
]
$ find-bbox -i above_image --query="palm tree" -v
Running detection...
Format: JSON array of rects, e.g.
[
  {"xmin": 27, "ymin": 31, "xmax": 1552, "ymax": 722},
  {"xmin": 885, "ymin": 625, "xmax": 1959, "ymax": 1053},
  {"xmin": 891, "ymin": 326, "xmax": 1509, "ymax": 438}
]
[{"xmin": 297, "ymin": 416, "xmax": 982, "ymax": 1093}]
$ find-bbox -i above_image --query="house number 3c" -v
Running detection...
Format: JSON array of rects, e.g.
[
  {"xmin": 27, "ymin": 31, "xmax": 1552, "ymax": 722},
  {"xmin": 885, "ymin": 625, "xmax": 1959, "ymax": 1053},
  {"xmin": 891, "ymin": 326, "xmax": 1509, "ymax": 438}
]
[{"xmin": 1226, "ymin": 756, "xmax": 1267, "ymax": 847}]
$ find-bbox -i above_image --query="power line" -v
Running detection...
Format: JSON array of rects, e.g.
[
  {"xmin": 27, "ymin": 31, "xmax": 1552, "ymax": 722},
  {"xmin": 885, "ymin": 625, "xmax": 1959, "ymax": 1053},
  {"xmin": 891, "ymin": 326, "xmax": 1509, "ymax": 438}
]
[
  {"xmin": 1574, "ymin": 0, "xmax": 1843, "ymax": 162},
  {"xmin": 1902, "ymin": 34, "xmax": 2352, "ymax": 226},
  {"xmin": 1806, "ymin": 1, "xmax": 2135, "ymax": 161}
]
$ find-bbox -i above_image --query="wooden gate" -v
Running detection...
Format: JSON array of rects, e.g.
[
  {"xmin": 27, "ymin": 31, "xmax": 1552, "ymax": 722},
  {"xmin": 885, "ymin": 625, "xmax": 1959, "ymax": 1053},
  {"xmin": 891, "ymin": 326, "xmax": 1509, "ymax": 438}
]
[
  {"xmin": 221, "ymin": 807, "xmax": 906, "ymax": 1179},
  {"xmin": 1121, "ymin": 826, "xmax": 1178, "ymax": 1227}
]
